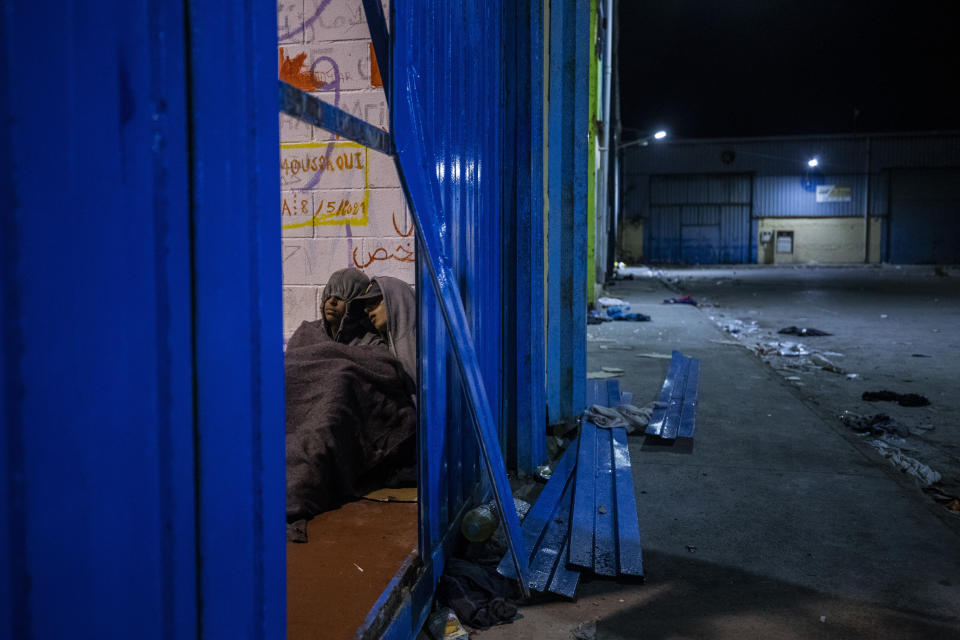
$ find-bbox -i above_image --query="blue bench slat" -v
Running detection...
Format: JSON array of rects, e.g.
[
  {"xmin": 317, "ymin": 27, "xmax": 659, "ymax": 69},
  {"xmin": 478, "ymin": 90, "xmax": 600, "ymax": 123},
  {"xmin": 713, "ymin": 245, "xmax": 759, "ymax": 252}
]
[
  {"xmin": 605, "ymin": 379, "xmax": 621, "ymax": 407},
  {"xmin": 546, "ymin": 498, "xmax": 581, "ymax": 598},
  {"xmin": 659, "ymin": 355, "xmax": 690, "ymax": 439},
  {"xmin": 527, "ymin": 466, "xmax": 579, "ymax": 592},
  {"xmin": 568, "ymin": 422, "xmax": 598, "ymax": 570},
  {"xmin": 592, "ymin": 426, "xmax": 617, "ymax": 576},
  {"xmin": 647, "ymin": 351, "xmax": 700, "ymax": 440},
  {"xmin": 497, "ymin": 437, "xmax": 578, "ymax": 580},
  {"xmin": 586, "ymin": 379, "xmax": 605, "ymax": 406},
  {"xmin": 612, "ymin": 427, "xmax": 644, "ymax": 577},
  {"xmin": 678, "ymin": 358, "xmax": 701, "ymax": 438},
  {"xmin": 646, "ymin": 351, "xmax": 685, "ymax": 436}
]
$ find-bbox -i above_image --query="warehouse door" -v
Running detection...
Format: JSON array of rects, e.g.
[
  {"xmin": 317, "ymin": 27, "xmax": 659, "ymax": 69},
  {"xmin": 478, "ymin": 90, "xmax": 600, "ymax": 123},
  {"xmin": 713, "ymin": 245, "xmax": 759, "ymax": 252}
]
[
  {"xmin": 649, "ymin": 175, "xmax": 752, "ymax": 264},
  {"xmin": 888, "ymin": 169, "xmax": 960, "ymax": 264}
]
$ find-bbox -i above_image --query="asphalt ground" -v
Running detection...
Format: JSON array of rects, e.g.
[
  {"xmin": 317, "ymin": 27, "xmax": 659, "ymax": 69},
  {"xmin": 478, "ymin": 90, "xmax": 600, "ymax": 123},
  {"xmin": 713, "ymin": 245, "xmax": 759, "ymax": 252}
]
[{"xmin": 475, "ymin": 265, "xmax": 960, "ymax": 640}]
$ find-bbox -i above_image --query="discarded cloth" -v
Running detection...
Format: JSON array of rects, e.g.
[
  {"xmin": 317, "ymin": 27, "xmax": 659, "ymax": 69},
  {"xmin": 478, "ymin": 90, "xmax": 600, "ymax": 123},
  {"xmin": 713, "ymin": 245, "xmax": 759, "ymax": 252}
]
[
  {"xmin": 597, "ymin": 296, "xmax": 627, "ymax": 307},
  {"xmin": 778, "ymin": 326, "xmax": 832, "ymax": 336},
  {"xmin": 663, "ymin": 295, "xmax": 697, "ymax": 305},
  {"xmin": 437, "ymin": 558, "xmax": 519, "ymax": 629},
  {"xmin": 862, "ymin": 390, "xmax": 930, "ymax": 407},
  {"xmin": 869, "ymin": 440, "xmax": 941, "ymax": 486},
  {"xmin": 839, "ymin": 411, "xmax": 910, "ymax": 437},
  {"xmin": 606, "ymin": 306, "xmax": 651, "ymax": 322},
  {"xmin": 584, "ymin": 403, "xmax": 653, "ymax": 434}
]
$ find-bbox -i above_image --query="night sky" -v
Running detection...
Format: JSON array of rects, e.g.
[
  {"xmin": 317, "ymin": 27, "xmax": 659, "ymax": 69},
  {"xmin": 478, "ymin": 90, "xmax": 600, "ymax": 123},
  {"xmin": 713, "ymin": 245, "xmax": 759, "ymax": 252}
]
[{"xmin": 617, "ymin": 1, "xmax": 960, "ymax": 140}]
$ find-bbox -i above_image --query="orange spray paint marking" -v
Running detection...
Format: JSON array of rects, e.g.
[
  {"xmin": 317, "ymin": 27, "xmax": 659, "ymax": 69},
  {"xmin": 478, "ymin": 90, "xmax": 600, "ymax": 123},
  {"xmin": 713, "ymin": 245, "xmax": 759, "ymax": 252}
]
[
  {"xmin": 369, "ymin": 43, "xmax": 383, "ymax": 88},
  {"xmin": 279, "ymin": 47, "xmax": 325, "ymax": 92}
]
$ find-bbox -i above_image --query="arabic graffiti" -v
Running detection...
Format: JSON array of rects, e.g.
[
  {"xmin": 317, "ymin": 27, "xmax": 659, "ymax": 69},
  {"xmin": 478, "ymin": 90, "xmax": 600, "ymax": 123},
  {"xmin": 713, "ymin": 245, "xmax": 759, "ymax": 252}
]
[{"xmin": 352, "ymin": 243, "xmax": 415, "ymax": 269}]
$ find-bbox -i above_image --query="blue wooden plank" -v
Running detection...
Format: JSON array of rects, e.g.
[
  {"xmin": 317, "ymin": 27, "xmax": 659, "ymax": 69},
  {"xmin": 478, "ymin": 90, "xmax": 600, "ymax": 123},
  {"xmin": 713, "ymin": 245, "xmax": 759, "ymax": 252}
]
[
  {"xmin": 547, "ymin": 535, "xmax": 580, "ymax": 599},
  {"xmin": 678, "ymin": 359, "xmax": 701, "ymax": 438},
  {"xmin": 611, "ymin": 428, "xmax": 644, "ymax": 577},
  {"xmin": 647, "ymin": 352, "xmax": 683, "ymax": 436},
  {"xmin": 498, "ymin": 436, "xmax": 578, "ymax": 580},
  {"xmin": 659, "ymin": 355, "xmax": 690, "ymax": 439},
  {"xmin": 527, "ymin": 467, "xmax": 579, "ymax": 593},
  {"xmin": 605, "ymin": 379, "xmax": 621, "ymax": 407},
  {"xmin": 392, "ymin": 50, "xmax": 529, "ymax": 594},
  {"xmin": 620, "ymin": 391, "xmax": 634, "ymax": 406},
  {"xmin": 279, "ymin": 81, "xmax": 394, "ymax": 155},
  {"xmin": 592, "ymin": 427, "xmax": 617, "ymax": 577},
  {"xmin": 586, "ymin": 379, "xmax": 604, "ymax": 406},
  {"xmin": 568, "ymin": 422, "xmax": 598, "ymax": 570}
]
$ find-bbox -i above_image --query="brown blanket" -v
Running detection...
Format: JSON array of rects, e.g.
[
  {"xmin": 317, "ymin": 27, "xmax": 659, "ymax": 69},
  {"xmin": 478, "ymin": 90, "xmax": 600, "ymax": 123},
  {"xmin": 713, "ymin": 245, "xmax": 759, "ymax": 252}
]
[{"xmin": 285, "ymin": 340, "xmax": 417, "ymax": 525}]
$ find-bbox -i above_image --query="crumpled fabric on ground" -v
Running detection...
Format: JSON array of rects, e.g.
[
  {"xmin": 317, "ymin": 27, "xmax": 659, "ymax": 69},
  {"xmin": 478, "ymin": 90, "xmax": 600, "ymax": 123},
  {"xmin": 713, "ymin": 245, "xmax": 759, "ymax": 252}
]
[
  {"xmin": 840, "ymin": 412, "xmax": 910, "ymax": 437},
  {"xmin": 437, "ymin": 558, "xmax": 519, "ymax": 629},
  {"xmin": 663, "ymin": 295, "xmax": 697, "ymax": 305},
  {"xmin": 862, "ymin": 390, "xmax": 931, "ymax": 407},
  {"xmin": 605, "ymin": 306, "xmax": 651, "ymax": 322},
  {"xmin": 584, "ymin": 403, "xmax": 653, "ymax": 434},
  {"xmin": 870, "ymin": 440, "xmax": 941, "ymax": 486}
]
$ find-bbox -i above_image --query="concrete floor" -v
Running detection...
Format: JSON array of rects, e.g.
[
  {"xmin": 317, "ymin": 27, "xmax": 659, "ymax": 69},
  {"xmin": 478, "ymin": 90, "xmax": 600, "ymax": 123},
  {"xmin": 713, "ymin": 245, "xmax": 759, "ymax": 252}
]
[{"xmin": 475, "ymin": 265, "xmax": 960, "ymax": 639}]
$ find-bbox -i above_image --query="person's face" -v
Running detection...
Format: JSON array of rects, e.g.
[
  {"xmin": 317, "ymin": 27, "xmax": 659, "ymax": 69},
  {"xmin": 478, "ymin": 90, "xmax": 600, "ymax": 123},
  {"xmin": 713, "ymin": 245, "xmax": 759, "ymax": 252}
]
[
  {"xmin": 364, "ymin": 297, "xmax": 387, "ymax": 332},
  {"xmin": 323, "ymin": 295, "xmax": 346, "ymax": 325}
]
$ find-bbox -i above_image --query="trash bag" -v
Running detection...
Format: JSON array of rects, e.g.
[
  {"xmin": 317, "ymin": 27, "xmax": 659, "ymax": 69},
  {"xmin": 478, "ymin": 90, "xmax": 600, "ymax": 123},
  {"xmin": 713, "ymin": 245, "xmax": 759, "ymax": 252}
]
[
  {"xmin": 778, "ymin": 326, "xmax": 832, "ymax": 336},
  {"xmin": 862, "ymin": 390, "xmax": 931, "ymax": 407}
]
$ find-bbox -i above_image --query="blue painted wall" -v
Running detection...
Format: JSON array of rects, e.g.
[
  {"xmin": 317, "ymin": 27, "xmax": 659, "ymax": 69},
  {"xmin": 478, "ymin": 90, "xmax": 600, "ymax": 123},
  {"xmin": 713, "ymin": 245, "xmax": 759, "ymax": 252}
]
[
  {"xmin": 546, "ymin": 0, "xmax": 589, "ymax": 426},
  {"xmin": 2, "ymin": 1, "xmax": 284, "ymax": 637},
  {"xmin": 2, "ymin": 0, "xmax": 568, "ymax": 637}
]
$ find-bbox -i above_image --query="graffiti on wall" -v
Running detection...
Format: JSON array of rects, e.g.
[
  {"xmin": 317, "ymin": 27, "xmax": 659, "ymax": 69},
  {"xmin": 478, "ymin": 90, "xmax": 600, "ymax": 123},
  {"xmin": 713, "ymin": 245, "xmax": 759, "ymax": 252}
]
[{"xmin": 279, "ymin": 0, "xmax": 412, "ymax": 337}]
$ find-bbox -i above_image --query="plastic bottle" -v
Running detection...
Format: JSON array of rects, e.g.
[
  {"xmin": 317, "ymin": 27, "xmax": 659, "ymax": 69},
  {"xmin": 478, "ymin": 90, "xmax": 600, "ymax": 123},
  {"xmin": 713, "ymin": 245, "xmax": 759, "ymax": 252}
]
[{"xmin": 460, "ymin": 502, "xmax": 499, "ymax": 542}]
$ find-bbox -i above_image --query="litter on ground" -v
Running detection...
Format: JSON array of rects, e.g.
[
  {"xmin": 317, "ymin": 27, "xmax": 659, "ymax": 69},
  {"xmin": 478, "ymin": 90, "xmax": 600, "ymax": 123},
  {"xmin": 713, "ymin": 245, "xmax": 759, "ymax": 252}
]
[
  {"xmin": 778, "ymin": 326, "xmax": 832, "ymax": 336},
  {"xmin": 869, "ymin": 440, "xmax": 941, "ymax": 486},
  {"xmin": 862, "ymin": 390, "xmax": 931, "ymax": 407}
]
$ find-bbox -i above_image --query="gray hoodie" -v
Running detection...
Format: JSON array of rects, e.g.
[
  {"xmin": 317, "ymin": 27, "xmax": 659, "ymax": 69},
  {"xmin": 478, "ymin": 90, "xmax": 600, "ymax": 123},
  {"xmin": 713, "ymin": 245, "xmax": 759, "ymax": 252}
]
[
  {"xmin": 356, "ymin": 276, "xmax": 417, "ymax": 385},
  {"xmin": 287, "ymin": 268, "xmax": 382, "ymax": 349}
]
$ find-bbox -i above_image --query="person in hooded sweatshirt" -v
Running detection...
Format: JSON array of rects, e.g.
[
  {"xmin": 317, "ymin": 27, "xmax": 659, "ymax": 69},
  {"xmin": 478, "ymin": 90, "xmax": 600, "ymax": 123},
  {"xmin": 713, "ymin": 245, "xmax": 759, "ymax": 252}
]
[
  {"xmin": 285, "ymin": 273, "xmax": 418, "ymax": 537},
  {"xmin": 286, "ymin": 267, "xmax": 382, "ymax": 350},
  {"xmin": 350, "ymin": 276, "xmax": 417, "ymax": 387}
]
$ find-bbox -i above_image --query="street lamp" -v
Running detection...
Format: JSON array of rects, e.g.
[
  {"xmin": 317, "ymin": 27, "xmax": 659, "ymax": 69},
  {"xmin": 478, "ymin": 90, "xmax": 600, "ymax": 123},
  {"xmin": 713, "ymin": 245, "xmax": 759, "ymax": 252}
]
[
  {"xmin": 618, "ymin": 129, "xmax": 668, "ymax": 150},
  {"xmin": 807, "ymin": 157, "xmax": 819, "ymax": 168}
]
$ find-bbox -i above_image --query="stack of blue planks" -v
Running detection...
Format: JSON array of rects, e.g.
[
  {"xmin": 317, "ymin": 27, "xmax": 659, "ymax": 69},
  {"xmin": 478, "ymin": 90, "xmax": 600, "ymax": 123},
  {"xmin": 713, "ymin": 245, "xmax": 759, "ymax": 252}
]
[
  {"xmin": 645, "ymin": 350, "xmax": 700, "ymax": 439},
  {"xmin": 498, "ymin": 379, "xmax": 644, "ymax": 598}
]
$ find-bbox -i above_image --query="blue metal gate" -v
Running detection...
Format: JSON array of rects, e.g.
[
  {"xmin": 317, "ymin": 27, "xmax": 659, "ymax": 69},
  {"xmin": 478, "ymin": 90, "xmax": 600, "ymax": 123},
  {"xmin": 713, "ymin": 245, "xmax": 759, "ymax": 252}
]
[{"xmin": 1, "ymin": 0, "xmax": 592, "ymax": 637}]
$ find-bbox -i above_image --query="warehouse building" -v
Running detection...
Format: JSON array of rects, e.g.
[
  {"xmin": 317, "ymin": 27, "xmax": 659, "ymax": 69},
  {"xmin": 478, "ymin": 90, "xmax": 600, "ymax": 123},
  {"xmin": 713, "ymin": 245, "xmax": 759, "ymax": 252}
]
[{"xmin": 619, "ymin": 132, "xmax": 960, "ymax": 265}]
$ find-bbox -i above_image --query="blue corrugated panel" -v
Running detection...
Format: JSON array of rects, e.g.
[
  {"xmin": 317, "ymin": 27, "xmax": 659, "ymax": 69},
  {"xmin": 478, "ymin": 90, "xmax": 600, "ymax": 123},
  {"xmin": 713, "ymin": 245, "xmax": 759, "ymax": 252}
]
[
  {"xmin": 719, "ymin": 205, "xmax": 751, "ymax": 263},
  {"xmin": 647, "ymin": 351, "xmax": 700, "ymax": 440},
  {"xmin": 497, "ymin": 438, "xmax": 581, "ymax": 597},
  {"xmin": 502, "ymin": 0, "xmax": 547, "ymax": 474},
  {"xmin": 393, "ymin": 0, "xmax": 535, "ymax": 598},
  {"xmin": 2, "ymin": 1, "xmax": 285, "ymax": 637},
  {"xmin": 754, "ymin": 174, "xmax": 867, "ymax": 217},
  {"xmin": 568, "ymin": 381, "xmax": 644, "ymax": 579},
  {"xmin": 546, "ymin": 0, "xmax": 589, "ymax": 426}
]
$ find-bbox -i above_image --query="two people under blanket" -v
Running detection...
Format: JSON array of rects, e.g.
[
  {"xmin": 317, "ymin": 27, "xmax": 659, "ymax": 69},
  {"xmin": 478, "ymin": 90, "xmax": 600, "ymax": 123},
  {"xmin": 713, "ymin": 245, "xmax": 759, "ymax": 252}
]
[{"xmin": 286, "ymin": 268, "xmax": 417, "ymax": 541}]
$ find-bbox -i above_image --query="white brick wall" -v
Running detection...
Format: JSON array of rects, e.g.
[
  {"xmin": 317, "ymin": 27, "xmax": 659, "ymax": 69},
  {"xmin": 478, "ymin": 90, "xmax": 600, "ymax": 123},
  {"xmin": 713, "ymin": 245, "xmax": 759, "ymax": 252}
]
[{"xmin": 278, "ymin": 0, "xmax": 412, "ymax": 345}]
